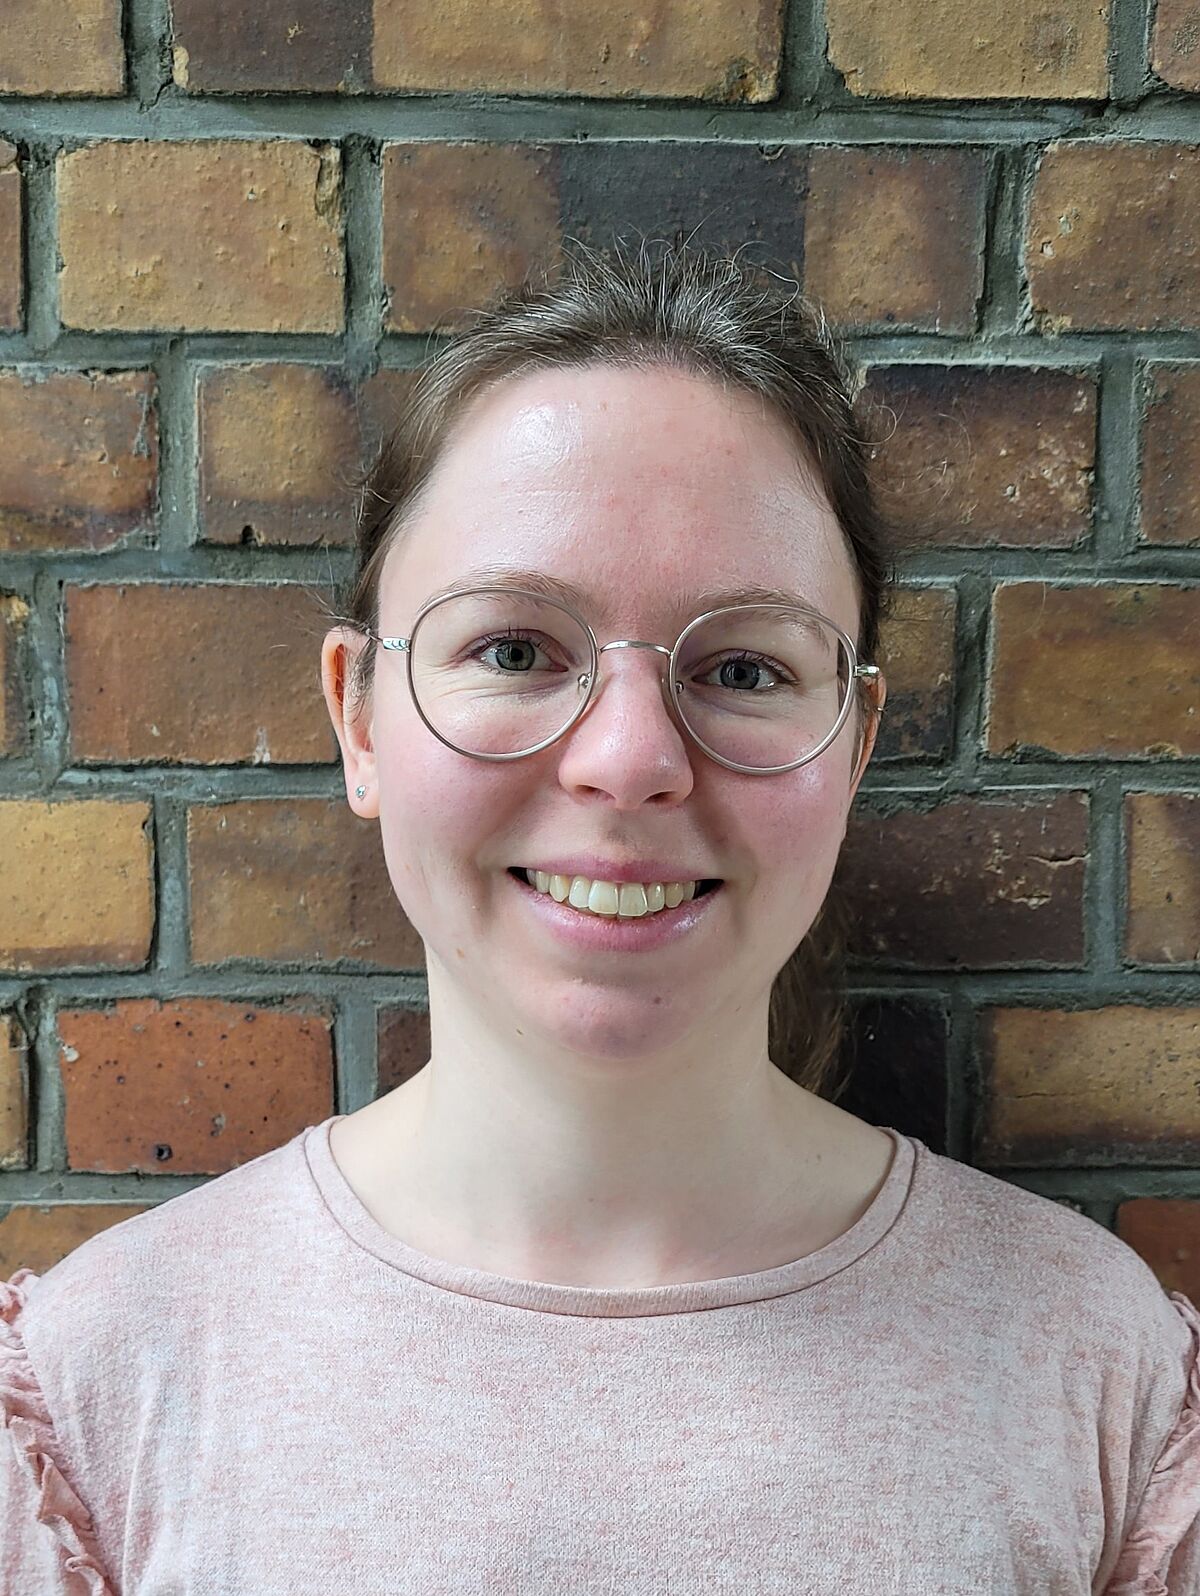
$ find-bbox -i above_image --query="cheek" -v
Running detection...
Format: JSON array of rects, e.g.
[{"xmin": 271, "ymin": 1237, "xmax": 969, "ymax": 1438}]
[{"xmin": 751, "ymin": 761, "xmax": 853, "ymax": 911}]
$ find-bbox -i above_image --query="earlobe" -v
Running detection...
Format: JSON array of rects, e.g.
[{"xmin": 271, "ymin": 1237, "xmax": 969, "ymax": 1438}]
[{"xmin": 321, "ymin": 627, "xmax": 379, "ymax": 817}]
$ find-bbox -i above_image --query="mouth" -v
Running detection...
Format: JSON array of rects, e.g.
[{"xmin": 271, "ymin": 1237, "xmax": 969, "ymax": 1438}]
[{"xmin": 508, "ymin": 867, "xmax": 723, "ymax": 919}]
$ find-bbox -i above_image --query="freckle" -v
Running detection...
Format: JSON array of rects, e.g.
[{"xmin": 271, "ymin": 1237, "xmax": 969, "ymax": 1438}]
[
  {"xmin": 652, "ymin": 995, "xmax": 662, "ymax": 1005},
  {"xmin": 515, "ymin": 1028, "xmax": 524, "ymax": 1036},
  {"xmin": 455, "ymin": 947, "xmax": 465, "ymax": 959}
]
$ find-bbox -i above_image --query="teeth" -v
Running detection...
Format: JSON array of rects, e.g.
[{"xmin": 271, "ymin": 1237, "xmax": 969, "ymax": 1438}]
[{"xmin": 522, "ymin": 870, "xmax": 704, "ymax": 918}]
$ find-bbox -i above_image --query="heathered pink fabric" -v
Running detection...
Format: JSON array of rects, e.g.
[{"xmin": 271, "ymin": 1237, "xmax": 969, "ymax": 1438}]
[{"xmin": 2, "ymin": 1114, "xmax": 1198, "ymax": 1595}]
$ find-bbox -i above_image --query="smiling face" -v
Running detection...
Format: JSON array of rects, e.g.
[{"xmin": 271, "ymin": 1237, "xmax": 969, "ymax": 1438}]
[{"xmin": 323, "ymin": 362, "xmax": 883, "ymax": 1064}]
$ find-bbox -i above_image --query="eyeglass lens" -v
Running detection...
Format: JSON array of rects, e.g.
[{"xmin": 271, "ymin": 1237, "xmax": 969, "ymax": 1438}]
[{"xmin": 408, "ymin": 591, "xmax": 851, "ymax": 770}]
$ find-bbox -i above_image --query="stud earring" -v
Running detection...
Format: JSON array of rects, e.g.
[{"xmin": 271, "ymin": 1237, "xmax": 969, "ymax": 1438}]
[{"xmin": 354, "ymin": 785, "xmax": 366, "ymax": 799}]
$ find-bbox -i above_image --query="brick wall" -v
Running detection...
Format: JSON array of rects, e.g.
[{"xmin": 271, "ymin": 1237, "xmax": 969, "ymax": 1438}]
[{"xmin": 0, "ymin": 0, "xmax": 1197, "ymax": 1302}]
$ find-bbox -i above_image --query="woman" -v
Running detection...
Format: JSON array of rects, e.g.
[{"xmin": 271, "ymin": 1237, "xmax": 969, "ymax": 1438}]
[{"xmin": 2, "ymin": 243, "xmax": 1197, "ymax": 1594}]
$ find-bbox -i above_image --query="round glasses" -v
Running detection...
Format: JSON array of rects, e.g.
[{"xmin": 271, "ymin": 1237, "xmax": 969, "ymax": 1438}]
[{"xmin": 368, "ymin": 587, "xmax": 880, "ymax": 776}]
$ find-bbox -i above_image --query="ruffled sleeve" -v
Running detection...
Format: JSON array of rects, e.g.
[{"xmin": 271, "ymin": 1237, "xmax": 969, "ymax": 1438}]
[
  {"xmin": 1, "ymin": 1267, "xmax": 116, "ymax": 1595},
  {"xmin": 1105, "ymin": 1290, "xmax": 1200, "ymax": 1595}
]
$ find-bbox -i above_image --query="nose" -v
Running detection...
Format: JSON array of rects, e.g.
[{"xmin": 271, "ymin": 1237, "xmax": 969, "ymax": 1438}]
[{"xmin": 554, "ymin": 641, "xmax": 695, "ymax": 809}]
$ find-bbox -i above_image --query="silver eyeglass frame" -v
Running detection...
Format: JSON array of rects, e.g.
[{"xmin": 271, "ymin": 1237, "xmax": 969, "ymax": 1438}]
[{"xmin": 367, "ymin": 586, "xmax": 882, "ymax": 777}]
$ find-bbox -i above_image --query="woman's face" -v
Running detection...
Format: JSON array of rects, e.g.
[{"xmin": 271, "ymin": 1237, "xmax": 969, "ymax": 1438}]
[{"xmin": 326, "ymin": 363, "xmax": 883, "ymax": 1063}]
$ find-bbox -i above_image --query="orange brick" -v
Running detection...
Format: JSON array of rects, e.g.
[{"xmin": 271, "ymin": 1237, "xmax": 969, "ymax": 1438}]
[
  {"xmin": 0, "ymin": 1202, "xmax": 149, "ymax": 1279},
  {"xmin": 0, "ymin": 0, "xmax": 123, "ymax": 95},
  {"xmin": 1117, "ymin": 1198, "xmax": 1200, "ymax": 1300},
  {"xmin": 0, "ymin": 799, "xmax": 153, "ymax": 972},
  {"xmin": 978, "ymin": 1006, "xmax": 1200, "ymax": 1165},
  {"xmin": 1028, "ymin": 143, "xmax": 1200, "ymax": 332},
  {"xmin": 58, "ymin": 998, "xmax": 334, "ymax": 1175},
  {"xmin": 804, "ymin": 148, "xmax": 985, "ymax": 332},
  {"xmin": 0, "ymin": 1012, "xmax": 28, "ymax": 1170},
  {"xmin": 873, "ymin": 586, "xmax": 955, "ymax": 760},
  {"xmin": 58, "ymin": 141, "xmax": 343, "ymax": 333},
  {"xmin": 372, "ymin": 0, "xmax": 783, "ymax": 99},
  {"xmin": 198, "ymin": 364, "xmax": 360, "ymax": 546},
  {"xmin": 863, "ymin": 366, "xmax": 1096, "ymax": 548},
  {"xmin": 378, "ymin": 1006, "xmax": 432, "ymax": 1094},
  {"xmin": 0, "ymin": 369, "xmax": 157, "ymax": 554},
  {"xmin": 987, "ymin": 584, "xmax": 1199, "ymax": 757},
  {"xmin": 0, "ymin": 144, "xmax": 20, "ymax": 330},
  {"xmin": 1141, "ymin": 364, "xmax": 1200, "ymax": 546},
  {"xmin": 1126, "ymin": 792, "xmax": 1200, "ymax": 963},
  {"xmin": 383, "ymin": 144, "xmax": 560, "ymax": 333},
  {"xmin": 837, "ymin": 792, "xmax": 1088, "ymax": 967},
  {"xmin": 1153, "ymin": 0, "xmax": 1200, "ymax": 89},
  {"xmin": 188, "ymin": 799, "xmax": 425, "ymax": 968},
  {"xmin": 827, "ymin": 0, "xmax": 1109, "ymax": 98},
  {"xmin": 0, "ymin": 592, "xmax": 29, "ymax": 756},
  {"xmin": 356, "ymin": 367, "xmax": 420, "ymax": 463},
  {"xmin": 170, "ymin": 0, "xmax": 370, "ymax": 91},
  {"xmin": 65, "ymin": 583, "xmax": 336, "ymax": 765}
]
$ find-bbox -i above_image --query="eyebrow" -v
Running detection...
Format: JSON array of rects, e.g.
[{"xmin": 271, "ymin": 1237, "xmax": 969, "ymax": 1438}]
[{"xmin": 433, "ymin": 566, "xmax": 824, "ymax": 618}]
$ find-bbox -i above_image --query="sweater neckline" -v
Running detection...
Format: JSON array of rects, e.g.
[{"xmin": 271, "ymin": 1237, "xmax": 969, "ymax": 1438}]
[{"xmin": 303, "ymin": 1113, "xmax": 919, "ymax": 1318}]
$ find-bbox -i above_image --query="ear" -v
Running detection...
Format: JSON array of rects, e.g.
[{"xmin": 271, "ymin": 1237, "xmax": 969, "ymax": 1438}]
[
  {"xmin": 320, "ymin": 627, "xmax": 379, "ymax": 819},
  {"xmin": 847, "ymin": 668, "xmax": 887, "ymax": 801}
]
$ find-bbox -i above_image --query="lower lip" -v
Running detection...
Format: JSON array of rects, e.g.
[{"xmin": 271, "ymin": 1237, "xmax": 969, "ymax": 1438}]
[{"xmin": 506, "ymin": 870, "xmax": 723, "ymax": 952}]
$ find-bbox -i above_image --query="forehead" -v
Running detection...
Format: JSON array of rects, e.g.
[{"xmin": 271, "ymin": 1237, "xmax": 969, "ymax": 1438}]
[{"xmin": 380, "ymin": 363, "xmax": 861, "ymax": 634}]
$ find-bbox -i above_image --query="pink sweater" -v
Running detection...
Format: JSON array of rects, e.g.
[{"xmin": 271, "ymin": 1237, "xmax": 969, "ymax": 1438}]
[{"xmin": 2, "ymin": 1115, "xmax": 1198, "ymax": 1595}]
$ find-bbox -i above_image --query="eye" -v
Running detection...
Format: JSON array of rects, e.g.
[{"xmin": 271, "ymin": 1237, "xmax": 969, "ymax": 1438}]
[
  {"xmin": 695, "ymin": 651, "xmax": 793, "ymax": 692},
  {"xmin": 472, "ymin": 631, "xmax": 563, "ymax": 673}
]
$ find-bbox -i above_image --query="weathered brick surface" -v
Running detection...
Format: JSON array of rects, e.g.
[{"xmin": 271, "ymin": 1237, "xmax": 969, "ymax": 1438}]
[
  {"xmin": 837, "ymin": 793, "xmax": 1088, "ymax": 967},
  {"xmin": 1153, "ymin": 0, "xmax": 1200, "ymax": 89},
  {"xmin": 0, "ymin": 369, "xmax": 157, "ymax": 554},
  {"xmin": 65, "ymin": 583, "xmax": 336, "ymax": 765},
  {"xmin": 188, "ymin": 800, "xmax": 425, "ymax": 968},
  {"xmin": 378, "ymin": 1006, "xmax": 433, "ymax": 1094},
  {"xmin": 1117, "ymin": 1198, "xmax": 1200, "ymax": 1301},
  {"xmin": 836, "ymin": 997, "xmax": 948, "ymax": 1152},
  {"xmin": 1028, "ymin": 143, "xmax": 1200, "ymax": 332},
  {"xmin": 872, "ymin": 586, "xmax": 955, "ymax": 761},
  {"xmin": 0, "ymin": 0, "xmax": 124, "ymax": 95},
  {"xmin": 58, "ymin": 999, "xmax": 334, "ymax": 1175},
  {"xmin": 863, "ymin": 366, "xmax": 1096, "ymax": 548},
  {"xmin": 171, "ymin": 0, "xmax": 370, "ymax": 92},
  {"xmin": 1126, "ymin": 792, "xmax": 1200, "ymax": 964},
  {"xmin": 978, "ymin": 1006, "xmax": 1200, "ymax": 1165},
  {"xmin": 988, "ymin": 584, "xmax": 1200, "ymax": 758},
  {"xmin": 58, "ymin": 142, "xmax": 344, "ymax": 333},
  {"xmin": 1141, "ymin": 365, "xmax": 1200, "ymax": 546},
  {"xmin": 0, "ymin": 1202, "xmax": 149, "ymax": 1279},
  {"xmin": 0, "ymin": 144, "xmax": 20, "ymax": 331},
  {"xmin": 372, "ymin": 0, "xmax": 784, "ymax": 99},
  {"xmin": 0, "ymin": 800, "xmax": 153, "ymax": 972},
  {"xmin": 0, "ymin": 593, "xmax": 29, "ymax": 756},
  {"xmin": 804, "ymin": 148, "xmax": 986, "ymax": 332},
  {"xmin": 827, "ymin": 0, "xmax": 1109, "ymax": 99},
  {"xmin": 0, "ymin": 1014, "xmax": 27, "ymax": 1171}
]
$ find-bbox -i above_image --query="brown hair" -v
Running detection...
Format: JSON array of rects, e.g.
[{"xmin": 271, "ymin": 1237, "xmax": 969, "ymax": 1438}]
[{"xmin": 329, "ymin": 238, "xmax": 899, "ymax": 1099}]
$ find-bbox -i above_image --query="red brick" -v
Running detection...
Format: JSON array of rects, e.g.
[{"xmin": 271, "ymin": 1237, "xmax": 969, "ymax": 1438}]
[
  {"xmin": 1028, "ymin": 143, "xmax": 1200, "ymax": 332},
  {"xmin": 371, "ymin": 0, "xmax": 783, "ymax": 99},
  {"xmin": 1117, "ymin": 1199, "xmax": 1200, "ymax": 1300},
  {"xmin": 1153, "ymin": 0, "xmax": 1200, "ymax": 89},
  {"xmin": 171, "ymin": 0, "xmax": 370, "ymax": 91},
  {"xmin": 804, "ymin": 148, "xmax": 986, "ymax": 333},
  {"xmin": 837, "ymin": 792, "xmax": 1088, "ymax": 967},
  {"xmin": 978, "ymin": 1006, "xmax": 1200, "ymax": 1165},
  {"xmin": 188, "ymin": 799, "xmax": 425, "ymax": 968},
  {"xmin": 58, "ymin": 141, "xmax": 343, "ymax": 333},
  {"xmin": 1126, "ymin": 792, "xmax": 1200, "ymax": 963},
  {"xmin": 377, "ymin": 1006, "xmax": 432, "ymax": 1094},
  {"xmin": 836, "ymin": 997, "xmax": 949, "ymax": 1153},
  {"xmin": 0, "ymin": 1013, "xmax": 28, "ymax": 1170},
  {"xmin": 872, "ymin": 586, "xmax": 955, "ymax": 761},
  {"xmin": 383, "ymin": 144, "xmax": 560, "ymax": 333},
  {"xmin": 0, "ymin": 593, "xmax": 29, "ymax": 757},
  {"xmin": 0, "ymin": 0, "xmax": 123, "ymax": 95},
  {"xmin": 57, "ymin": 998, "xmax": 333, "ymax": 1175},
  {"xmin": 988, "ymin": 584, "xmax": 1200, "ymax": 757},
  {"xmin": 0, "ymin": 369, "xmax": 157, "ymax": 554},
  {"xmin": 0, "ymin": 1202, "xmax": 149, "ymax": 1279},
  {"xmin": 0, "ymin": 800, "xmax": 153, "ymax": 972},
  {"xmin": 863, "ymin": 366, "xmax": 1096, "ymax": 548},
  {"xmin": 0, "ymin": 144, "xmax": 20, "ymax": 330},
  {"xmin": 1141, "ymin": 364, "xmax": 1200, "ymax": 546},
  {"xmin": 65, "ymin": 583, "xmax": 337, "ymax": 765}
]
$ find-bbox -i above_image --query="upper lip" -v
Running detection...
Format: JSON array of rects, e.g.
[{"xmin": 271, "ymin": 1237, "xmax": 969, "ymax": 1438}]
[{"xmin": 516, "ymin": 859, "xmax": 720, "ymax": 883}]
